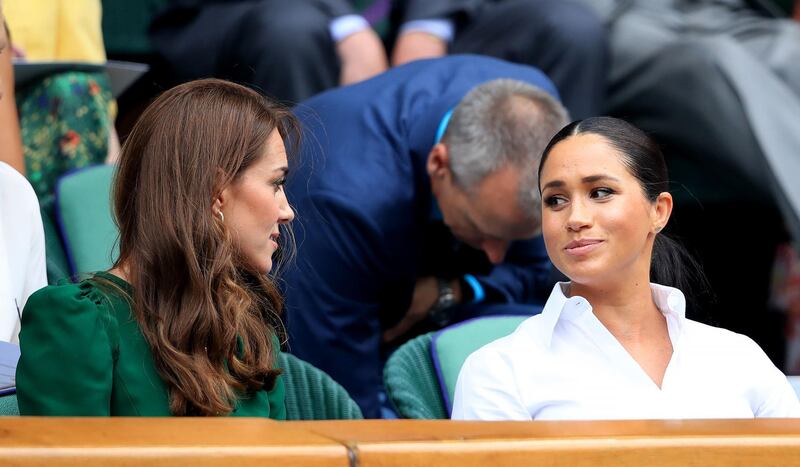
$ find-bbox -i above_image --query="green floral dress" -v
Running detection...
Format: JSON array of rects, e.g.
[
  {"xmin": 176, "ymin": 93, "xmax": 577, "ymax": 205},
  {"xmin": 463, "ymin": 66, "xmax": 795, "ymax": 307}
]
[{"xmin": 16, "ymin": 71, "xmax": 113, "ymax": 203}]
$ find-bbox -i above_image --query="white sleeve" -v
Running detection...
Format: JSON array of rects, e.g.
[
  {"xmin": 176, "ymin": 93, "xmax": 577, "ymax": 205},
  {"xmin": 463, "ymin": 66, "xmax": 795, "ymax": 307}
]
[
  {"xmin": 329, "ymin": 15, "xmax": 370, "ymax": 42},
  {"xmin": 22, "ymin": 194, "xmax": 47, "ymax": 307},
  {"xmin": 398, "ymin": 19, "xmax": 455, "ymax": 42},
  {"xmin": 451, "ymin": 348, "xmax": 531, "ymax": 421},
  {"xmin": 756, "ymin": 376, "xmax": 800, "ymax": 418},
  {"xmin": 746, "ymin": 338, "xmax": 800, "ymax": 417}
]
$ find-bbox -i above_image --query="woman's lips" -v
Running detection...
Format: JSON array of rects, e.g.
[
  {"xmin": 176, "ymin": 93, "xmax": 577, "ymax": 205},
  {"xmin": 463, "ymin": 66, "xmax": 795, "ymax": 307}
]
[{"xmin": 564, "ymin": 239, "xmax": 603, "ymax": 256}]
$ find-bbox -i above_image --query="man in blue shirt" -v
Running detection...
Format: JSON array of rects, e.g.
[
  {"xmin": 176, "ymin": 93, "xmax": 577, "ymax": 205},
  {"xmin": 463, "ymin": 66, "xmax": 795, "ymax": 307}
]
[{"xmin": 284, "ymin": 55, "xmax": 568, "ymax": 418}]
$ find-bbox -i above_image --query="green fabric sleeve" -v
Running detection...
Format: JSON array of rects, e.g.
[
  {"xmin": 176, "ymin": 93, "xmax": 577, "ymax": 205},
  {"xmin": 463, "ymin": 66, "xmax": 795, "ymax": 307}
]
[
  {"xmin": 16, "ymin": 283, "xmax": 116, "ymax": 415},
  {"xmin": 268, "ymin": 335, "xmax": 286, "ymax": 420}
]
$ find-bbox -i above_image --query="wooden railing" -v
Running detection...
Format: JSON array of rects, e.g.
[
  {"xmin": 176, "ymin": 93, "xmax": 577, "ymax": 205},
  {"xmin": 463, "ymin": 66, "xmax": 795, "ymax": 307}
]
[{"xmin": 1, "ymin": 418, "xmax": 800, "ymax": 466}]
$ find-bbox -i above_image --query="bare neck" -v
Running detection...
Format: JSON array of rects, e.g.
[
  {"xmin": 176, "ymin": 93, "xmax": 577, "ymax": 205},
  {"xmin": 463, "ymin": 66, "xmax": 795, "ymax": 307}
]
[
  {"xmin": 569, "ymin": 278, "xmax": 665, "ymax": 342},
  {"xmin": 108, "ymin": 264, "xmax": 130, "ymax": 283}
]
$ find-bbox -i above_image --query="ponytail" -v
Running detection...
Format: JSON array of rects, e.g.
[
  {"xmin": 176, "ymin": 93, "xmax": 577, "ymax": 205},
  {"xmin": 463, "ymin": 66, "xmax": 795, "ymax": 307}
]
[{"xmin": 651, "ymin": 234, "xmax": 714, "ymax": 320}]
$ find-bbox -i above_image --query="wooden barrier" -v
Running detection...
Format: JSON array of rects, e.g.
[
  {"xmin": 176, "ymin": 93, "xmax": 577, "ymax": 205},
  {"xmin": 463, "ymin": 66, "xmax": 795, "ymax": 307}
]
[
  {"xmin": 0, "ymin": 418, "xmax": 348, "ymax": 466},
  {"xmin": 1, "ymin": 418, "xmax": 800, "ymax": 466},
  {"xmin": 301, "ymin": 419, "xmax": 800, "ymax": 466}
]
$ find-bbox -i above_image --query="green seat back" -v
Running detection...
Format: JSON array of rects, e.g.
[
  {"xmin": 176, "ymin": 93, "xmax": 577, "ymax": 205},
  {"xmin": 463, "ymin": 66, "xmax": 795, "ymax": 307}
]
[
  {"xmin": 55, "ymin": 165, "xmax": 118, "ymax": 276},
  {"xmin": 432, "ymin": 316, "xmax": 527, "ymax": 414},
  {"xmin": 383, "ymin": 332, "xmax": 448, "ymax": 419},
  {"xmin": 40, "ymin": 203, "xmax": 71, "ymax": 284},
  {"xmin": 0, "ymin": 395, "xmax": 19, "ymax": 416},
  {"xmin": 279, "ymin": 352, "xmax": 363, "ymax": 420},
  {"xmin": 1, "ymin": 355, "xmax": 364, "ymax": 420}
]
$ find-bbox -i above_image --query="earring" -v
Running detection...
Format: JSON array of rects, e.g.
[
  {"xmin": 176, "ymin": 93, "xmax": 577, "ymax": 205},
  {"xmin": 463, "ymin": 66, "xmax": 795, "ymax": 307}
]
[
  {"xmin": 654, "ymin": 226, "xmax": 662, "ymax": 233},
  {"xmin": 217, "ymin": 211, "xmax": 225, "ymax": 223}
]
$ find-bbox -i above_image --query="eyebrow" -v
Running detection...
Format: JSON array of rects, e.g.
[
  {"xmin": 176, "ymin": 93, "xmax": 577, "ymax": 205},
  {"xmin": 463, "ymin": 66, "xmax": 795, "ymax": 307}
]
[{"xmin": 541, "ymin": 174, "xmax": 621, "ymax": 191}]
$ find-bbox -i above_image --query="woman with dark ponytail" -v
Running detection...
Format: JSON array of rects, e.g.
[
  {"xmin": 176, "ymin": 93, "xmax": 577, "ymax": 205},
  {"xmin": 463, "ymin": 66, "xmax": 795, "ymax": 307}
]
[{"xmin": 453, "ymin": 117, "xmax": 799, "ymax": 420}]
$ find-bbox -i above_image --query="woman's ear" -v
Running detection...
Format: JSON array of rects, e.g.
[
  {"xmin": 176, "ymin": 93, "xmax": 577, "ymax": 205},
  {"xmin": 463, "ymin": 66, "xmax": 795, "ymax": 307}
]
[
  {"xmin": 212, "ymin": 169, "xmax": 230, "ymax": 215},
  {"xmin": 652, "ymin": 191, "xmax": 673, "ymax": 233}
]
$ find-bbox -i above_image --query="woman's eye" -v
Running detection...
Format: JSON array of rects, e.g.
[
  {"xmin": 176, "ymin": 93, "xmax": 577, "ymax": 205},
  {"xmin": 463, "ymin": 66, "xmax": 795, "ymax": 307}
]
[
  {"xmin": 272, "ymin": 177, "xmax": 287, "ymax": 192},
  {"xmin": 544, "ymin": 195, "xmax": 567, "ymax": 207},
  {"xmin": 590, "ymin": 187, "xmax": 614, "ymax": 199}
]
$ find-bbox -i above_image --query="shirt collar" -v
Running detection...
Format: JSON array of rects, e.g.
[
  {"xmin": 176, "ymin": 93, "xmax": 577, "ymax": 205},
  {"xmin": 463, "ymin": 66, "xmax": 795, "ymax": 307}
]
[{"xmin": 536, "ymin": 282, "xmax": 688, "ymax": 349}]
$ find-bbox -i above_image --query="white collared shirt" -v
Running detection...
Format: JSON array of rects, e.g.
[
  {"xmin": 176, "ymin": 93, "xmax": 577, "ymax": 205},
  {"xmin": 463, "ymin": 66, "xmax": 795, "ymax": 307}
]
[
  {"xmin": 0, "ymin": 162, "xmax": 46, "ymax": 343},
  {"xmin": 452, "ymin": 282, "xmax": 800, "ymax": 420}
]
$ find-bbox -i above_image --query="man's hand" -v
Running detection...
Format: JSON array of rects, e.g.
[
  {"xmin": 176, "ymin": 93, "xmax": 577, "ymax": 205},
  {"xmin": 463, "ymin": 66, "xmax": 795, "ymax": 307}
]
[
  {"xmin": 383, "ymin": 276, "xmax": 439, "ymax": 344},
  {"xmin": 336, "ymin": 28, "xmax": 389, "ymax": 86},
  {"xmin": 391, "ymin": 31, "xmax": 447, "ymax": 67},
  {"xmin": 383, "ymin": 276, "xmax": 462, "ymax": 344}
]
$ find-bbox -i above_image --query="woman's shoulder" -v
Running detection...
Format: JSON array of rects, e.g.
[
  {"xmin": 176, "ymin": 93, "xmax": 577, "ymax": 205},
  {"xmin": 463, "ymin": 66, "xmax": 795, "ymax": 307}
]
[
  {"xmin": 464, "ymin": 314, "xmax": 549, "ymax": 367},
  {"xmin": 0, "ymin": 162, "xmax": 38, "ymax": 211},
  {"xmin": 683, "ymin": 319, "xmax": 756, "ymax": 346},
  {"xmin": 24, "ymin": 272, "xmax": 130, "ymax": 323},
  {"xmin": 682, "ymin": 318, "xmax": 771, "ymax": 365}
]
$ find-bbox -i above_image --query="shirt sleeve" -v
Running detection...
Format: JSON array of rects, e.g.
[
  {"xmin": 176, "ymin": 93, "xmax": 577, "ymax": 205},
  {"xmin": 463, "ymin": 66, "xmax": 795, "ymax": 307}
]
[
  {"xmin": 743, "ymin": 336, "xmax": 800, "ymax": 417},
  {"xmin": 398, "ymin": 19, "xmax": 454, "ymax": 42},
  {"xmin": 329, "ymin": 15, "xmax": 370, "ymax": 42},
  {"xmin": 451, "ymin": 347, "xmax": 531, "ymax": 421},
  {"xmin": 21, "ymin": 194, "xmax": 47, "ymax": 308},
  {"xmin": 16, "ymin": 284, "xmax": 115, "ymax": 415}
]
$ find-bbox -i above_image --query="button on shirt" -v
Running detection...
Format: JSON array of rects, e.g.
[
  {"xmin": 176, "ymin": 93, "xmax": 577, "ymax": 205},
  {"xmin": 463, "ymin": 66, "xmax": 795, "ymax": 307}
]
[{"xmin": 452, "ymin": 282, "xmax": 800, "ymax": 420}]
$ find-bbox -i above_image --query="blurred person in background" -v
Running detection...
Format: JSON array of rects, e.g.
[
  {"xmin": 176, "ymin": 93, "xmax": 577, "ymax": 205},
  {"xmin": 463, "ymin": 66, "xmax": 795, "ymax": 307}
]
[
  {"xmin": 3, "ymin": 0, "xmax": 118, "ymax": 202},
  {"xmin": 150, "ymin": 0, "xmax": 607, "ymax": 119},
  {"xmin": 0, "ymin": 1, "xmax": 47, "ymax": 344}
]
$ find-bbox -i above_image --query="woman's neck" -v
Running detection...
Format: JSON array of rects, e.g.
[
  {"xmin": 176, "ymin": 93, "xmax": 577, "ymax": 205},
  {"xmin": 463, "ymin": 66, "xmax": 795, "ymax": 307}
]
[
  {"xmin": 569, "ymin": 277, "xmax": 664, "ymax": 340},
  {"xmin": 108, "ymin": 264, "xmax": 130, "ymax": 283}
]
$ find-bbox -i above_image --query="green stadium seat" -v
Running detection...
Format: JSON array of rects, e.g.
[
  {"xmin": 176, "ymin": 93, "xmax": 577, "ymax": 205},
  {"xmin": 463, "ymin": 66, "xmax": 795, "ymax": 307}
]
[
  {"xmin": 384, "ymin": 332, "xmax": 448, "ymax": 419},
  {"xmin": 2, "ymin": 354, "xmax": 361, "ymax": 419},
  {"xmin": 55, "ymin": 165, "xmax": 118, "ymax": 277},
  {"xmin": 384, "ymin": 316, "xmax": 527, "ymax": 419},
  {"xmin": 0, "ymin": 395, "xmax": 19, "ymax": 416},
  {"xmin": 431, "ymin": 316, "xmax": 526, "ymax": 414},
  {"xmin": 279, "ymin": 352, "xmax": 363, "ymax": 420}
]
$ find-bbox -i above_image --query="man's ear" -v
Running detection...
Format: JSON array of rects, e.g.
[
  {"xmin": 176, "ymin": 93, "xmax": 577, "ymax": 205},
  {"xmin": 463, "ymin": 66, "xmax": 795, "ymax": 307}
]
[
  {"xmin": 652, "ymin": 191, "xmax": 673, "ymax": 233},
  {"xmin": 426, "ymin": 143, "xmax": 451, "ymax": 179}
]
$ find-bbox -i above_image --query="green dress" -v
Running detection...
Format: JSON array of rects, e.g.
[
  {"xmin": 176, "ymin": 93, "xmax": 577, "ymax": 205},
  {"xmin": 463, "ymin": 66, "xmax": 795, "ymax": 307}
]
[{"xmin": 15, "ymin": 272, "xmax": 286, "ymax": 418}]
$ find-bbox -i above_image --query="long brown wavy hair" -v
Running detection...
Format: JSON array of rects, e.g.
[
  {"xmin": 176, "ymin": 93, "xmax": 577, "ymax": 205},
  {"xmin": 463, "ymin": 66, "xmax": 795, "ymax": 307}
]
[{"xmin": 111, "ymin": 79, "xmax": 298, "ymax": 416}]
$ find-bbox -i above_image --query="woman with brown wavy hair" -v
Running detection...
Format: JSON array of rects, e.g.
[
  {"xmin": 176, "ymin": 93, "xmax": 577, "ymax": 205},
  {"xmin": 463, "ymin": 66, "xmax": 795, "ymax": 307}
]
[{"xmin": 15, "ymin": 78, "xmax": 296, "ymax": 416}]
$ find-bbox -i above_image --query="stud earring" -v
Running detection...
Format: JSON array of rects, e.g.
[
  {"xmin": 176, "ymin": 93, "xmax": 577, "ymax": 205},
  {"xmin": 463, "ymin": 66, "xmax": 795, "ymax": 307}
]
[{"xmin": 217, "ymin": 211, "xmax": 225, "ymax": 223}]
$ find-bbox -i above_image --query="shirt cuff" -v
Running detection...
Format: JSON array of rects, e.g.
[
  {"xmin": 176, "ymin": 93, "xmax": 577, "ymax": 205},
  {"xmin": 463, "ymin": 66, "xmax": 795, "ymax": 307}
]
[
  {"xmin": 398, "ymin": 19, "xmax": 455, "ymax": 42},
  {"xmin": 463, "ymin": 274, "xmax": 485, "ymax": 304},
  {"xmin": 329, "ymin": 15, "xmax": 371, "ymax": 42}
]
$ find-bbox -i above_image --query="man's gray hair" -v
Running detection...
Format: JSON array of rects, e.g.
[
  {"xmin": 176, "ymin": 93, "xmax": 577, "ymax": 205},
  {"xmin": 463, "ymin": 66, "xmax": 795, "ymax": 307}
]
[{"xmin": 442, "ymin": 79, "xmax": 569, "ymax": 221}]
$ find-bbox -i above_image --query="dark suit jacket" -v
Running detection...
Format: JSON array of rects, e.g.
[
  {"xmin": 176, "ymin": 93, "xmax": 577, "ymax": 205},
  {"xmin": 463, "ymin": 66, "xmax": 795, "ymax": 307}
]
[
  {"xmin": 158, "ymin": 0, "xmax": 484, "ymax": 27},
  {"xmin": 284, "ymin": 55, "xmax": 560, "ymax": 418}
]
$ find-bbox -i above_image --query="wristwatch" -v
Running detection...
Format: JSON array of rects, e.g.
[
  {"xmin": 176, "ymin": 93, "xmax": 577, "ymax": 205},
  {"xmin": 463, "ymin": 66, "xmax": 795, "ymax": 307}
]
[{"xmin": 428, "ymin": 278, "xmax": 457, "ymax": 327}]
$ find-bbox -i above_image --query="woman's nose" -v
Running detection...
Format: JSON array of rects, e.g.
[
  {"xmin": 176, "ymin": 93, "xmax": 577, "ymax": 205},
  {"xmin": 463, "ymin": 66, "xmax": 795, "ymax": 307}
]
[{"xmin": 565, "ymin": 200, "xmax": 592, "ymax": 232}]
